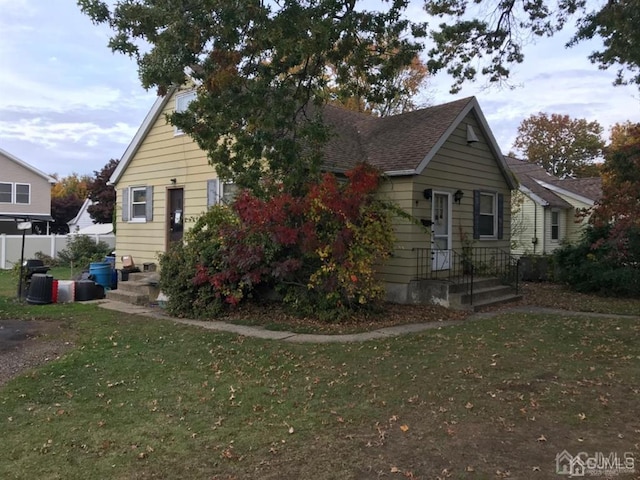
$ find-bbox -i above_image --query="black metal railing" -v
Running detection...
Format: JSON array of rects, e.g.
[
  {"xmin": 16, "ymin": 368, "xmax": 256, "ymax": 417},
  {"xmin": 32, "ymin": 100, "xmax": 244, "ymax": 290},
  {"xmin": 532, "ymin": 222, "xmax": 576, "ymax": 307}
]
[{"xmin": 413, "ymin": 247, "xmax": 520, "ymax": 303}]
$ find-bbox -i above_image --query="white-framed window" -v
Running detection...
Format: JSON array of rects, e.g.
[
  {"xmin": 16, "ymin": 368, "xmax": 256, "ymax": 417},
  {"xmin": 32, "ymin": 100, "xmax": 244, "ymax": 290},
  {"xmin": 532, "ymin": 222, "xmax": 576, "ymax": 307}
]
[
  {"xmin": 551, "ymin": 210, "xmax": 560, "ymax": 241},
  {"xmin": 15, "ymin": 183, "xmax": 30, "ymax": 204},
  {"xmin": 207, "ymin": 179, "xmax": 238, "ymax": 207},
  {"xmin": 121, "ymin": 186, "xmax": 153, "ymax": 222},
  {"xmin": 131, "ymin": 187, "xmax": 148, "ymax": 219},
  {"xmin": 0, "ymin": 182, "xmax": 11, "ymax": 203},
  {"xmin": 174, "ymin": 90, "xmax": 197, "ymax": 135},
  {"xmin": 478, "ymin": 192, "xmax": 497, "ymax": 237}
]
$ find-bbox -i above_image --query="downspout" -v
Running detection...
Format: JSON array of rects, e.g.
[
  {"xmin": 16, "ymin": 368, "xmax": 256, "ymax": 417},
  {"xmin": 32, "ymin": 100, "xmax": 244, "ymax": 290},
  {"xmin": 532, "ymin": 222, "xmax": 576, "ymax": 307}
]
[{"xmin": 532, "ymin": 204, "xmax": 537, "ymax": 254}]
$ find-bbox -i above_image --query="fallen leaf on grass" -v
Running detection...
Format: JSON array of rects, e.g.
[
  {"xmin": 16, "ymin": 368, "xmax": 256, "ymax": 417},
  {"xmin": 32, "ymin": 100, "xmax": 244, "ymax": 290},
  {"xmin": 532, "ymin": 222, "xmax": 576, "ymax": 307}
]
[{"xmin": 400, "ymin": 424, "xmax": 409, "ymax": 432}]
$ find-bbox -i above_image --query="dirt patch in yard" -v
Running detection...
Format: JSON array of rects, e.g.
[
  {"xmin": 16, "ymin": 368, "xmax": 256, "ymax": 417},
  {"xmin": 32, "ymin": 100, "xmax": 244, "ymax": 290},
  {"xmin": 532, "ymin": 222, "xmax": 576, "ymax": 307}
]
[{"xmin": 0, "ymin": 319, "xmax": 74, "ymax": 387}]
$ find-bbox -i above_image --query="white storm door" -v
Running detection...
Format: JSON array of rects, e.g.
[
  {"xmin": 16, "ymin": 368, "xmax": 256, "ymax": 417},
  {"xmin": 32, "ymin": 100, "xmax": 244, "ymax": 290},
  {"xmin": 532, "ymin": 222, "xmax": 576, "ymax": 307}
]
[{"xmin": 431, "ymin": 192, "xmax": 452, "ymax": 271}]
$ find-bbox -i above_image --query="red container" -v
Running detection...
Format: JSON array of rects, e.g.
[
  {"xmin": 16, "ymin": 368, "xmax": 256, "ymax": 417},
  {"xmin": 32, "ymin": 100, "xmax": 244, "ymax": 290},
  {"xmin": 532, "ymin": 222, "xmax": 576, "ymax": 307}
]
[{"xmin": 51, "ymin": 279, "xmax": 59, "ymax": 303}]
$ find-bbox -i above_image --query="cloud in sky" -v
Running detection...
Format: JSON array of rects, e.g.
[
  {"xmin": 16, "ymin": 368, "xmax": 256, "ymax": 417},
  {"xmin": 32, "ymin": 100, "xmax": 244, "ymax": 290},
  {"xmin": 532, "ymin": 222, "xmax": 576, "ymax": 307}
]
[{"xmin": 0, "ymin": 0, "xmax": 638, "ymax": 179}]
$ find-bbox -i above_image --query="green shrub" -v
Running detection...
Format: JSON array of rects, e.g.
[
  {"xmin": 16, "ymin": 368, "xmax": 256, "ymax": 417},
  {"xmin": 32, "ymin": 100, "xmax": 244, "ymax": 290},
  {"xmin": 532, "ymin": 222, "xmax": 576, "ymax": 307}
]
[
  {"xmin": 553, "ymin": 225, "xmax": 640, "ymax": 297},
  {"xmin": 57, "ymin": 235, "xmax": 112, "ymax": 269},
  {"xmin": 159, "ymin": 164, "xmax": 397, "ymax": 321},
  {"xmin": 158, "ymin": 206, "xmax": 236, "ymax": 318}
]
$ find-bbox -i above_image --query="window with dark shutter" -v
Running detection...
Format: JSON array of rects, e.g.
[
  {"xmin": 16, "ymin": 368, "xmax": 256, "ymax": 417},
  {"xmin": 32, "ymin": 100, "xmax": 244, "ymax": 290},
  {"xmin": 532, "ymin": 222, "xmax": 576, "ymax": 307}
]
[{"xmin": 474, "ymin": 190, "xmax": 503, "ymax": 239}]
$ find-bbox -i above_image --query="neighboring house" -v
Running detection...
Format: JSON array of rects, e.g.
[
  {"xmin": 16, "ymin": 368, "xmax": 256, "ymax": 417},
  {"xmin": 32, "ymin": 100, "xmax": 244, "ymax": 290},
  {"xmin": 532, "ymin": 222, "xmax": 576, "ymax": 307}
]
[
  {"xmin": 0, "ymin": 148, "xmax": 55, "ymax": 234},
  {"xmin": 110, "ymin": 89, "xmax": 516, "ymax": 305},
  {"xmin": 68, "ymin": 198, "xmax": 114, "ymax": 235},
  {"xmin": 507, "ymin": 156, "xmax": 602, "ymax": 255},
  {"xmin": 68, "ymin": 198, "xmax": 95, "ymax": 232}
]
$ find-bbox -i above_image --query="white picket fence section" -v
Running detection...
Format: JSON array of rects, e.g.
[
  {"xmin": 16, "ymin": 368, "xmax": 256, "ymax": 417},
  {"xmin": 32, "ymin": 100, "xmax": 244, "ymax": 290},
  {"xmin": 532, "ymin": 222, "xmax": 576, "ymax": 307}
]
[{"xmin": 0, "ymin": 234, "xmax": 116, "ymax": 270}]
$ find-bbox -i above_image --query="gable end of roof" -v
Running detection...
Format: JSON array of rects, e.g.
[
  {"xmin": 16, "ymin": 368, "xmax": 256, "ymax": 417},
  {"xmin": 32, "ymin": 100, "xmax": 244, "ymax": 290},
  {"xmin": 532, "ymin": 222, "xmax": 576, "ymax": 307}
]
[
  {"xmin": 0, "ymin": 148, "xmax": 56, "ymax": 183},
  {"xmin": 109, "ymin": 93, "xmax": 173, "ymax": 185}
]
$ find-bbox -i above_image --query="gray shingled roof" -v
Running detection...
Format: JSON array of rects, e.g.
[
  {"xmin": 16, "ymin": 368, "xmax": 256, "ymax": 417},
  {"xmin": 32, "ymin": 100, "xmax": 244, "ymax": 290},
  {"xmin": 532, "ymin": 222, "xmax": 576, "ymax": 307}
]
[
  {"xmin": 505, "ymin": 156, "xmax": 602, "ymax": 207},
  {"xmin": 552, "ymin": 177, "xmax": 602, "ymax": 202},
  {"xmin": 322, "ymin": 97, "xmax": 477, "ymax": 173}
]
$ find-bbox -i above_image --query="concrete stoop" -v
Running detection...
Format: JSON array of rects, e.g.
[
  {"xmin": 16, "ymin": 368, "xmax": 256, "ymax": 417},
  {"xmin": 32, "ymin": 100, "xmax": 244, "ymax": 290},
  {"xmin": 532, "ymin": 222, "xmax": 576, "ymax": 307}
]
[
  {"xmin": 449, "ymin": 277, "xmax": 522, "ymax": 311},
  {"xmin": 105, "ymin": 271, "xmax": 160, "ymax": 306}
]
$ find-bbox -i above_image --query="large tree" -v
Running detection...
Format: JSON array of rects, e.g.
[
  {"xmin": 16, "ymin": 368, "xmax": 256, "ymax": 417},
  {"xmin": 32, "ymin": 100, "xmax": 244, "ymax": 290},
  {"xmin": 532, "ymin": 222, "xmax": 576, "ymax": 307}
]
[
  {"xmin": 50, "ymin": 173, "xmax": 91, "ymax": 234},
  {"xmin": 87, "ymin": 159, "xmax": 119, "ymax": 224},
  {"xmin": 327, "ymin": 53, "xmax": 431, "ymax": 116},
  {"xmin": 426, "ymin": 0, "xmax": 640, "ymax": 93},
  {"xmin": 591, "ymin": 123, "xmax": 640, "ymax": 230},
  {"xmin": 512, "ymin": 113, "xmax": 605, "ymax": 178},
  {"xmin": 78, "ymin": 0, "xmax": 426, "ymax": 194}
]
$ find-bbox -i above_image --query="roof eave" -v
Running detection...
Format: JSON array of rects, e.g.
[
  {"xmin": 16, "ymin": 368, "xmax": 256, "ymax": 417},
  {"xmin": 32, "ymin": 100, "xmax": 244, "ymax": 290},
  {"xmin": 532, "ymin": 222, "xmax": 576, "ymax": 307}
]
[
  {"xmin": 384, "ymin": 169, "xmax": 416, "ymax": 177},
  {"xmin": 0, "ymin": 148, "xmax": 56, "ymax": 183},
  {"xmin": 534, "ymin": 179, "xmax": 596, "ymax": 205},
  {"xmin": 109, "ymin": 92, "xmax": 174, "ymax": 185}
]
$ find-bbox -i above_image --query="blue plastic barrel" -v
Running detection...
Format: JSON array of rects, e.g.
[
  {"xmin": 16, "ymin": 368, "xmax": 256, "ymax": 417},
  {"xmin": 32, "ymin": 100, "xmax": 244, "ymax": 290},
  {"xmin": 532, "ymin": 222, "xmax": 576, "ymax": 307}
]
[{"xmin": 90, "ymin": 262, "xmax": 113, "ymax": 290}]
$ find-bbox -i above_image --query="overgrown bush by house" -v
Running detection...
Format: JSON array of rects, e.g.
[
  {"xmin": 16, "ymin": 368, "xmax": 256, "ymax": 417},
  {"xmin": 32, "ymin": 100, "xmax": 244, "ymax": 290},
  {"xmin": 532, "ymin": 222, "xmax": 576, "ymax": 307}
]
[
  {"xmin": 553, "ymin": 225, "xmax": 640, "ymax": 297},
  {"xmin": 57, "ymin": 235, "xmax": 112, "ymax": 269},
  {"xmin": 159, "ymin": 206, "xmax": 237, "ymax": 318},
  {"xmin": 159, "ymin": 164, "xmax": 397, "ymax": 321}
]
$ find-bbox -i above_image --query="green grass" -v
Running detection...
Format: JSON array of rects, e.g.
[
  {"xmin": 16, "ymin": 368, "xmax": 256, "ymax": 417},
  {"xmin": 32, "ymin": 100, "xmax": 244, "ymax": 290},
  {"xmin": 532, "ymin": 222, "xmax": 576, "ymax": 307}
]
[{"xmin": 0, "ymin": 266, "xmax": 639, "ymax": 479}]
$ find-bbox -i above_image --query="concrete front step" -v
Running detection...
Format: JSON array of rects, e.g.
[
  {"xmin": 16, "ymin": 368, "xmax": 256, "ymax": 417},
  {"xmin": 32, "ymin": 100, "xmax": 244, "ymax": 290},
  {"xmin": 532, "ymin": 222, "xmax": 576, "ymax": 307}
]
[
  {"xmin": 106, "ymin": 272, "xmax": 160, "ymax": 306},
  {"xmin": 449, "ymin": 277, "xmax": 503, "ymax": 293},
  {"xmin": 470, "ymin": 293, "xmax": 523, "ymax": 312},
  {"xmin": 460, "ymin": 284, "xmax": 515, "ymax": 305},
  {"xmin": 105, "ymin": 289, "xmax": 151, "ymax": 306}
]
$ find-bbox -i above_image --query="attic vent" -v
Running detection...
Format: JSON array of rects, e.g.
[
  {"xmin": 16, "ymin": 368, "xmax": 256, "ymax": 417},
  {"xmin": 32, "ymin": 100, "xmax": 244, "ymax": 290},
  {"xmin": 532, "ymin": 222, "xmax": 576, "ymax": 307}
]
[{"xmin": 466, "ymin": 125, "xmax": 479, "ymax": 144}]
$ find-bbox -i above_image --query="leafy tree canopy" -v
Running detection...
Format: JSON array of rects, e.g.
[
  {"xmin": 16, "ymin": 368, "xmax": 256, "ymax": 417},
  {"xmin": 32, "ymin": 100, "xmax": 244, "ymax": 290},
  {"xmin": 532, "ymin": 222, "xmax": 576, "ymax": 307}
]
[
  {"xmin": 588, "ymin": 123, "xmax": 640, "ymax": 266},
  {"xmin": 327, "ymin": 53, "xmax": 431, "ymax": 116},
  {"xmin": 592, "ymin": 123, "xmax": 640, "ymax": 228},
  {"xmin": 49, "ymin": 173, "xmax": 91, "ymax": 233},
  {"xmin": 426, "ymin": 0, "xmax": 640, "ymax": 93},
  {"xmin": 78, "ymin": 0, "xmax": 426, "ymax": 193},
  {"xmin": 512, "ymin": 112, "xmax": 604, "ymax": 178},
  {"xmin": 87, "ymin": 159, "xmax": 119, "ymax": 224}
]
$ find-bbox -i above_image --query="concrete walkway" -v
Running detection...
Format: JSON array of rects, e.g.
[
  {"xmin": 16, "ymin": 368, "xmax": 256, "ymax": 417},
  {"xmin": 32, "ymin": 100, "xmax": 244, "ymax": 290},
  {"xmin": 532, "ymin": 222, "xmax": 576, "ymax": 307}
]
[{"xmin": 96, "ymin": 299, "xmax": 639, "ymax": 344}]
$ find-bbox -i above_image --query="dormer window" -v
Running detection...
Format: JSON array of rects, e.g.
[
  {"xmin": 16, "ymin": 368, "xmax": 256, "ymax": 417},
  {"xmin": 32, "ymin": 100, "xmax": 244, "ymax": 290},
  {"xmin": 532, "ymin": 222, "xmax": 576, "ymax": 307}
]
[{"xmin": 174, "ymin": 91, "xmax": 197, "ymax": 136}]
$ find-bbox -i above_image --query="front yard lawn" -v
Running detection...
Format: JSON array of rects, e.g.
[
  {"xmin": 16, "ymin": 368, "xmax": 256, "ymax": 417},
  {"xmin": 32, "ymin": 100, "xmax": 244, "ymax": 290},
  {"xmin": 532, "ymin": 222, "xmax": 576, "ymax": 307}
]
[{"xmin": 0, "ymin": 294, "xmax": 638, "ymax": 479}]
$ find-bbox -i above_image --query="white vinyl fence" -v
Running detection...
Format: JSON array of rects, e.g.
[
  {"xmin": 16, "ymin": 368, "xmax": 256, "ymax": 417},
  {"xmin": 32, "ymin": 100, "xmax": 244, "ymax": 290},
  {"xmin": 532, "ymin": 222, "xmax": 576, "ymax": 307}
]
[{"xmin": 0, "ymin": 234, "xmax": 116, "ymax": 270}]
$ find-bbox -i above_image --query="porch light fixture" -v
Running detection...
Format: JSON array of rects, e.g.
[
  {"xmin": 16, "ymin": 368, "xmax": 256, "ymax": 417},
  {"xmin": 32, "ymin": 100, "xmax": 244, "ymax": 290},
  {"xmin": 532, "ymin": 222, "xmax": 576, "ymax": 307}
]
[
  {"xmin": 420, "ymin": 219, "xmax": 433, "ymax": 227},
  {"xmin": 170, "ymin": 178, "xmax": 177, "ymax": 185},
  {"xmin": 423, "ymin": 188, "xmax": 432, "ymax": 200},
  {"xmin": 454, "ymin": 189, "xmax": 464, "ymax": 204}
]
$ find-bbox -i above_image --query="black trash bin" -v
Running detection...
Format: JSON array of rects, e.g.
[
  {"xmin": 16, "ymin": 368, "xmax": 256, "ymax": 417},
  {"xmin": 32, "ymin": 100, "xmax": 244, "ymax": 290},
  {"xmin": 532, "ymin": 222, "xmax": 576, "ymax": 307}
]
[
  {"xmin": 26, "ymin": 274, "xmax": 53, "ymax": 305},
  {"xmin": 20, "ymin": 259, "xmax": 50, "ymax": 299}
]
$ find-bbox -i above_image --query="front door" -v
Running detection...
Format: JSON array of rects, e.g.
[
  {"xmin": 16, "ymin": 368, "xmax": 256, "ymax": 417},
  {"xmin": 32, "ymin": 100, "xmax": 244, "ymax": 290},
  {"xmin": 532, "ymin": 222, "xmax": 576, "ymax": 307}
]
[
  {"xmin": 167, "ymin": 188, "xmax": 184, "ymax": 246},
  {"xmin": 431, "ymin": 192, "xmax": 452, "ymax": 271}
]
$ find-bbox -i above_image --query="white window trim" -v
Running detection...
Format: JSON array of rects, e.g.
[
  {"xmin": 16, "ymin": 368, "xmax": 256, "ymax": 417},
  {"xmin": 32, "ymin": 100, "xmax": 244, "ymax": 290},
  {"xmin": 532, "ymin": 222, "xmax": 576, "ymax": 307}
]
[
  {"xmin": 479, "ymin": 192, "xmax": 498, "ymax": 239},
  {"xmin": 15, "ymin": 183, "xmax": 30, "ymax": 205},
  {"xmin": 130, "ymin": 186, "xmax": 147, "ymax": 221},
  {"xmin": 174, "ymin": 90, "xmax": 197, "ymax": 136},
  {"xmin": 0, "ymin": 182, "xmax": 12, "ymax": 204}
]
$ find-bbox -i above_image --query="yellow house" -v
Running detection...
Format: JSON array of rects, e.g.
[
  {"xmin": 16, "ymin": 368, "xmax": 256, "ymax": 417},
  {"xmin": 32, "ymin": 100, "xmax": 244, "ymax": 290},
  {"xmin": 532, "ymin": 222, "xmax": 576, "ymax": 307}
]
[
  {"xmin": 507, "ymin": 157, "xmax": 602, "ymax": 256},
  {"xmin": 110, "ymin": 90, "xmax": 517, "ymax": 307}
]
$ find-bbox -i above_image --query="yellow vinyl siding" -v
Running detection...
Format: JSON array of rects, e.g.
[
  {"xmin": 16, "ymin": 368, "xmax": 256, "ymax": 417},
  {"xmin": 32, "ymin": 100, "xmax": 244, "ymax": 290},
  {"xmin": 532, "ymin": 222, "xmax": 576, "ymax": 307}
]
[
  {"xmin": 511, "ymin": 195, "xmax": 544, "ymax": 255},
  {"xmin": 378, "ymin": 112, "xmax": 512, "ymax": 287},
  {"xmin": 553, "ymin": 192, "xmax": 592, "ymax": 244},
  {"xmin": 113, "ymin": 88, "xmax": 217, "ymax": 267}
]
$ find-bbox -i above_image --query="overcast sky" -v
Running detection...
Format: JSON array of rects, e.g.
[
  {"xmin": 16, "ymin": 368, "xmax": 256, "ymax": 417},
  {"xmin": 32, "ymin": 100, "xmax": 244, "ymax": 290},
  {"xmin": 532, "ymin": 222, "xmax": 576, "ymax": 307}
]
[{"xmin": 1, "ymin": 0, "xmax": 639, "ymax": 179}]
